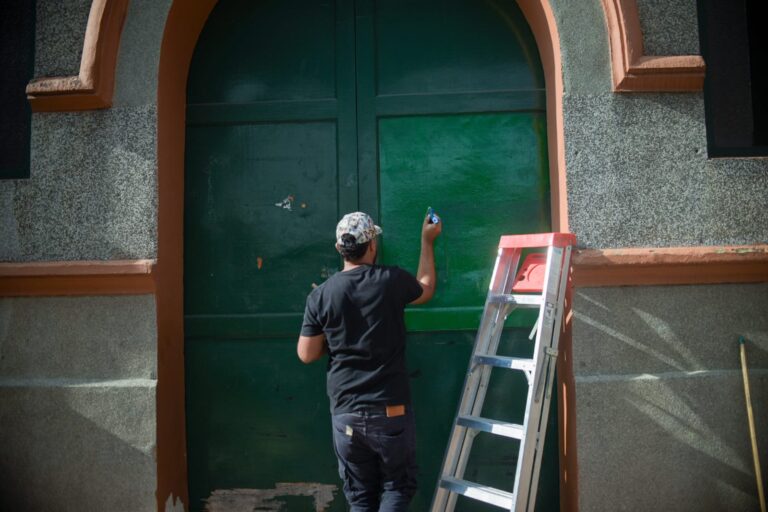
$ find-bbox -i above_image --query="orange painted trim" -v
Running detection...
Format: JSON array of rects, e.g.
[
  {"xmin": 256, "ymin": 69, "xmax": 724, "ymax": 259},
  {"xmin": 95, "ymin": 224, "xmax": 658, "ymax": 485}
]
[
  {"xmin": 601, "ymin": 0, "xmax": 705, "ymax": 92},
  {"xmin": 557, "ymin": 269, "xmax": 578, "ymax": 512},
  {"xmin": 156, "ymin": 1, "xmax": 218, "ymax": 510},
  {"xmin": 518, "ymin": 0, "xmax": 569, "ymax": 233},
  {"xmin": 515, "ymin": 3, "xmax": 574, "ymax": 509},
  {"xmin": 573, "ymin": 245, "xmax": 768, "ymax": 287},
  {"xmin": 26, "ymin": 0, "xmax": 129, "ymax": 111},
  {"xmin": 0, "ymin": 260, "xmax": 156, "ymax": 296}
]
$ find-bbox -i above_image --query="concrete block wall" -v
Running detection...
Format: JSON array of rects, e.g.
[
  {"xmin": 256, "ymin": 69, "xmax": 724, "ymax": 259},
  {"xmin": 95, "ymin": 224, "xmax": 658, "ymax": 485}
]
[
  {"xmin": 0, "ymin": 296, "xmax": 158, "ymax": 511},
  {"xmin": 572, "ymin": 284, "xmax": 768, "ymax": 511}
]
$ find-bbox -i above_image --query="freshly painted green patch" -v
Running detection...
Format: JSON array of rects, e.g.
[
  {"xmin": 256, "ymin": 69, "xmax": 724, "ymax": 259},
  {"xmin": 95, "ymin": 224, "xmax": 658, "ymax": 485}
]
[{"xmin": 379, "ymin": 113, "xmax": 550, "ymax": 331}]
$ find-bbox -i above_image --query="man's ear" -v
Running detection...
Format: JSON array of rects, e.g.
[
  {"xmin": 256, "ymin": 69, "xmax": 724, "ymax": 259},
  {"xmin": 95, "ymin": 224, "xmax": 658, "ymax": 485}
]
[
  {"xmin": 335, "ymin": 243, "xmax": 342, "ymax": 255},
  {"xmin": 369, "ymin": 238, "xmax": 377, "ymax": 254}
]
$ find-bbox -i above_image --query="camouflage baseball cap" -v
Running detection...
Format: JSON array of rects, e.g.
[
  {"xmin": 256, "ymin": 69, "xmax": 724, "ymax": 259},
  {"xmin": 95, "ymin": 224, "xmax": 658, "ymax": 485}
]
[{"xmin": 336, "ymin": 212, "xmax": 382, "ymax": 245}]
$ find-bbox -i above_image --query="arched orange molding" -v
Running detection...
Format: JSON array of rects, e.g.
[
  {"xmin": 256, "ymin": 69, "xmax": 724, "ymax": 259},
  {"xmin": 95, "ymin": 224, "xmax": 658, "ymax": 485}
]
[
  {"xmin": 156, "ymin": 1, "xmax": 573, "ymax": 510},
  {"xmin": 26, "ymin": 0, "xmax": 129, "ymax": 112},
  {"xmin": 517, "ymin": 0, "xmax": 569, "ymax": 234},
  {"xmin": 513, "ymin": 5, "xmax": 577, "ymax": 509},
  {"xmin": 156, "ymin": 2, "xmax": 218, "ymax": 510},
  {"xmin": 601, "ymin": 0, "xmax": 705, "ymax": 92}
]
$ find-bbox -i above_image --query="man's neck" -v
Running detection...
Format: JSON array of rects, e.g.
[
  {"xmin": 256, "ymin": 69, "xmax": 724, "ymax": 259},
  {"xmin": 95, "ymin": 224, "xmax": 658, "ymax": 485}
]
[{"xmin": 343, "ymin": 258, "xmax": 374, "ymax": 271}]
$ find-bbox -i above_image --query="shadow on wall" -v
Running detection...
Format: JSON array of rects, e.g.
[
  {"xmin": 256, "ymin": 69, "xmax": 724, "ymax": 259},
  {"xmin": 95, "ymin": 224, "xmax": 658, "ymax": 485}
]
[
  {"xmin": 572, "ymin": 285, "xmax": 768, "ymax": 511},
  {"xmin": 0, "ymin": 383, "xmax": 156, "ymax": 511}
]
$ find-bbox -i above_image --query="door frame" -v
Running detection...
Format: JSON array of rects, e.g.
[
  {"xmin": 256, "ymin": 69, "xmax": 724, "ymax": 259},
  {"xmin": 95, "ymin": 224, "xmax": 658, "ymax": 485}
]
[{"xmin": 155, "ymin": 1, "xmax": 575, "ymax": 510}]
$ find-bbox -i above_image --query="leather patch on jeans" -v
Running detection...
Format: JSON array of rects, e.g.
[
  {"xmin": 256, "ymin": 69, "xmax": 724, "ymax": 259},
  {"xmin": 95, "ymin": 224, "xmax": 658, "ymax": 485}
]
[{"xmin": 386, "ymin": 404, "xmax": 405, "ymax": 417}]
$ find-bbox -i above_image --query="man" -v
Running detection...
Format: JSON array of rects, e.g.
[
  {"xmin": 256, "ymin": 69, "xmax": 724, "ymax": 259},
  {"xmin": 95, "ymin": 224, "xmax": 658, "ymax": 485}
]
[{"xmin": 297, "ymin": 210, "xmax": 441, "ymax": 511}]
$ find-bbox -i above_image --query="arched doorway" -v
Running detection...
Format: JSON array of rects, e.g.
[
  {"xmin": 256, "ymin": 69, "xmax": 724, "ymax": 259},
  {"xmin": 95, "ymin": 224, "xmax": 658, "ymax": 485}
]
[{"xmin": 158, "ymin": 0, "xmax": 572, "ymax": 510}]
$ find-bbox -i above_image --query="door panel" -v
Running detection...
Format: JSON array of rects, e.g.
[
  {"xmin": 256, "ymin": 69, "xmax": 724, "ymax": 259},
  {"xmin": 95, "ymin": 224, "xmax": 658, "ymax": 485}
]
[
  {"xmin": 187, "ymin": 0, "xmax": 337, "ymax": 104},
  {"xmin": 379, "ymin": 112, "xmax": 550, "ymax": 331},
  {"xmin": 184, "ymin": 0, "xmax": 556, "ymax": 510},
  {"xmin": 374, "ymin": 0, "xmax": 544, "ymax": 95},
  {"xmin": 185, "ymin": 122, "xmax": 340, "ymax": 319}
]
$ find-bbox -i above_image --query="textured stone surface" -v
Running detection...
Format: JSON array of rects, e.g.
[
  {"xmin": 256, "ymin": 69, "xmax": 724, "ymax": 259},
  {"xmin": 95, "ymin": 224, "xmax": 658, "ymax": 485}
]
[
  {"xmin": 636, "ymin": 0, "xmax": 700, "ymax": 56},
  {"xmin": 113, "ymin": 0, "xmax": 173, "ymax": 107},
  {"xmin": 3, "ymin": 105, "xmax": 157, "ymax": 261},
  {"xmin": 0, "ymin": 188, "xmax": 21, "ymax": 260},
  {"xmin": 575, "ymin": 374, "xmax": 768, "ymax": 512},
  {"xmin": 0, "ymin": 295, "xmax": 157, "ymax": 379},
  {"xmin": 563, "ymin": 92, "xmax": 768, "ymax": 248},
  {"xmin": 35, "ymin": 0, "xmax": 91, "ymax": 77},
  {"xmin": 550, "ymin": 0, "xmax": 613, "ymax": 95},
  {"xmin": 0, "ymin": 383, "xmax": 157, "ymax": 512},
  {"xmin": 573, "ymin": 284, "xmax": 768, "ymax": 376}
]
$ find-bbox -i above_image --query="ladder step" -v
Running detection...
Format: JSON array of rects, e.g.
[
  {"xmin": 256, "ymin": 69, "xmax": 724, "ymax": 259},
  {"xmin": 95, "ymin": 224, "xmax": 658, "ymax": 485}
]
[
  {"xmin": 474, "ymin": 355, "xmax": 535, "ymax": 373},
  {"xmin": 488, "ymin": 293, "xmax": 542, "ymax": 308},
  {"xmin": 439, "ymin": 477, "xmax": 514, "ymax": 509},
  {"xmin": 457, "ymin": 415, "xmax": 525, "ymax": 440}
]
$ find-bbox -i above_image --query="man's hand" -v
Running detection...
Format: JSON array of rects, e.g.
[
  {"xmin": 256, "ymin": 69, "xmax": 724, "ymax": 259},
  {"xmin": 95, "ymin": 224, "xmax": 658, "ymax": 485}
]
[{"xmin": 421, "ymin": 211, "xmax": 442, "ymax": 243}]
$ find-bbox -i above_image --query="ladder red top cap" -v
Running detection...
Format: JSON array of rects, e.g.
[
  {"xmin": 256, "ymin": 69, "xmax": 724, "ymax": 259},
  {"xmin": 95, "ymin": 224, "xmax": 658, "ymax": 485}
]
[
  {"xmin": 498, "ymin": 232, "xmax": 577, "ymax": 249},
  {"xmin": 511, "ymin": 253, "xmax": 547, "ymax": 293}
]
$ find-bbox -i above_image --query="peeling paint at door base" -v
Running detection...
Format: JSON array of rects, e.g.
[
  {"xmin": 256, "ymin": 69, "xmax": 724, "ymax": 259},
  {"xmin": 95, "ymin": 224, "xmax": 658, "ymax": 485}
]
[{"xmin": 205, "ymin": 483, "xmax": 337, "ymax": 512}]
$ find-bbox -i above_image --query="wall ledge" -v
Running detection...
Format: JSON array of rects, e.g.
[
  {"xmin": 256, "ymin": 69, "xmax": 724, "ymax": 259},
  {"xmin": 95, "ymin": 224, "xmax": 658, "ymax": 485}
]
[
  {"xmin": 573, "ymin": 245, "xmax": 768, "ymax": 287},
  {"xmin": 1, "ymin": 246, "xmax": 765, "ymax": 295},
  {"xmin": 26, "ymin": 0, "xmax": 130, "ymax": 112},
  {"xmin": 0, "ymin": 259, "xmax": 156, "ymax": 296},
  {"xmin": 601, "ymin": 0, "xmax": 705, "ymax": 92}
]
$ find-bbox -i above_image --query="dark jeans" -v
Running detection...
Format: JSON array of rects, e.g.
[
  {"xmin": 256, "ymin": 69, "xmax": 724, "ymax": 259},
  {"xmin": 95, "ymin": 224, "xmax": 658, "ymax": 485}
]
[{"xmin": 331, "ymin": 408, "xmax": 418, "ymax": 511}]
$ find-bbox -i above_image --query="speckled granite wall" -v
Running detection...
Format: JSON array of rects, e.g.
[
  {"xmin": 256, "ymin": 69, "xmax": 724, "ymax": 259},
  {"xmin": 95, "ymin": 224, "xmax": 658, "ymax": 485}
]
[
  {"xmin": 636, "ymin": 0, "xmax": 700, "ymax": 55},
  {"xmin": 35, "ymin": 0, "xmax": 91, "ymax": 77},
  {"xmin": 3, "ymin": 106, "xmax": 158, "ymax": 261},
  {"xmin": 0, "ymin": 0, "xmax": 172, "ymax": 262},
  {"xmin": 550, "ymin": 0, "xmax": 768, "ymax": 248}
]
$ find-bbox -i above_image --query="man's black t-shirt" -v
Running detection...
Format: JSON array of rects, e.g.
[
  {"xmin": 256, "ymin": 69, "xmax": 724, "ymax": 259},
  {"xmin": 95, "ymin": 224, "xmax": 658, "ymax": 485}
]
[{"xmin": 301, "ymin": 264, "xmax": 423, "ymax": 414}]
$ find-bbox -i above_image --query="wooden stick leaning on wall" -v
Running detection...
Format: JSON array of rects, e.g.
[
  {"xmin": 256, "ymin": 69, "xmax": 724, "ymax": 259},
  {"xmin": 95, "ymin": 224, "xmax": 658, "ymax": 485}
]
[{"xmin": 739, "ymin": 336, "xmax": 766, "ymax": 512}]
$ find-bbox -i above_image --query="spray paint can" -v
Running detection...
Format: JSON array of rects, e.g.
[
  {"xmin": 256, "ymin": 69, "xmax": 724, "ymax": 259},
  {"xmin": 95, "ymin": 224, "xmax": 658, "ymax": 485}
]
[{"xmin": 427, "ymin": 206, "xmax": 440, "ymax": 224}]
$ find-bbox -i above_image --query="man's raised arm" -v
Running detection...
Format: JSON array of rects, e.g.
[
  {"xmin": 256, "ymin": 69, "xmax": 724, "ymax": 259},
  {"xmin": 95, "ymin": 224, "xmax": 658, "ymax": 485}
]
[{"xmin": 411, "ymin": 212, "xmax": 442, "ymax": 305}]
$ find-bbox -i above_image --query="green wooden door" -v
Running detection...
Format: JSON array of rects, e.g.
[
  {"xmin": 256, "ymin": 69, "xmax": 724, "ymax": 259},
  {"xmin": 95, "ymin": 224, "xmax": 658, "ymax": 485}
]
[{"xmin": 184, "ymin": 0, "xmax": 554, "ymax": 510}]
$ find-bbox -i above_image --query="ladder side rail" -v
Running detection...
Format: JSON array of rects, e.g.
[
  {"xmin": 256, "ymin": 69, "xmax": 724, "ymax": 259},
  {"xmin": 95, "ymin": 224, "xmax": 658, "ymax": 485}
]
[
  {"xmin": 431, "ymin": 248, "xmax": 521, "ymax": 512},
  {"xmin": 532, "ymin": 246, "xmax": 568, "ymax": 403},
  {"xmin": 524, "ymin": 245, "xmax": 573, "ymax": 512},
  {"xmin": 432, "ymin": 305, "xmax": 506, "ymax": 511},
  {"xmin": 446, "ymin": 255, "xmax": 522, "ymax": 512},
  {"xmin": 511, "ymin": 245, "xmax": 564, "ymax": 511}
]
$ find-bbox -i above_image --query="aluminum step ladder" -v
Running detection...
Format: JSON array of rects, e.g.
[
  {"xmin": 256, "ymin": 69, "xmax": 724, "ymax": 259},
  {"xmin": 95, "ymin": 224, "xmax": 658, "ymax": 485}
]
[{"xmin": 431, "ymin": 232, "xmax": 576, "ymax": 512}]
